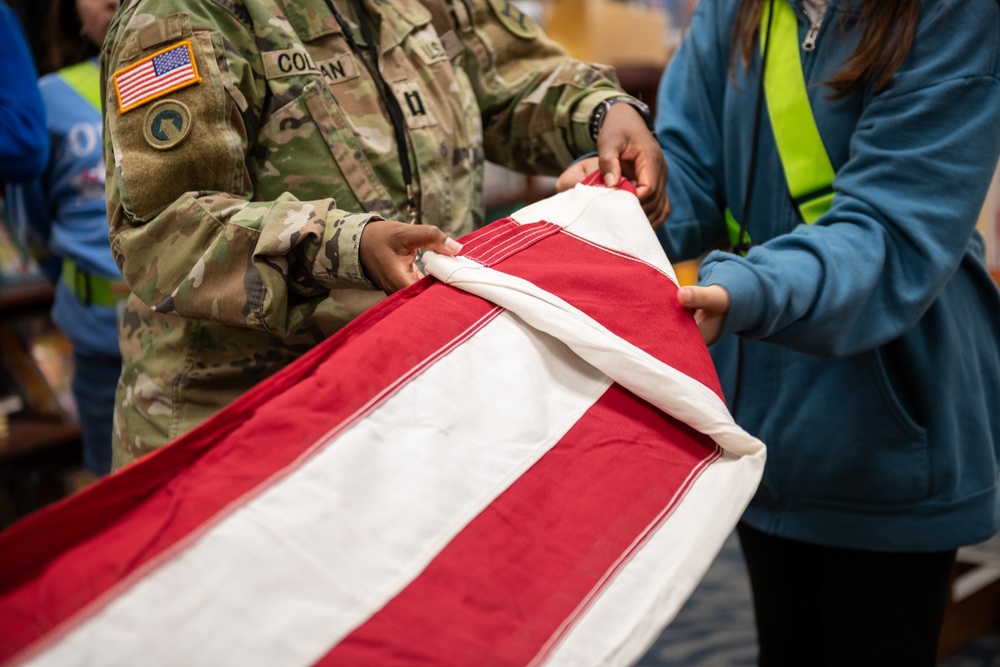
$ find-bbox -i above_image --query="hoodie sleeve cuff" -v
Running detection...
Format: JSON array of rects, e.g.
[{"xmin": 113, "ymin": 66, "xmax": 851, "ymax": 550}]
[{"xmin": 698, "ymin": 251, "xmax": 767, "ymax": 341}]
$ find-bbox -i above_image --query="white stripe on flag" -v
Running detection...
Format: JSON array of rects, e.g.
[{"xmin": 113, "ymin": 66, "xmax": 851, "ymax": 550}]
[
  {"xmin": 24, "ymin": 314, "xmax": 611, "ymax": 667},
  {"xmin": 543, "ymin": 450, "xmax": 763, "ymax": 665},
  {"xmin": 119, "ymin": 69, "xmax": 195, "ymax": 107},
  {"xmin": 114, "ymin": 43, "xmax": 198, "ymax": 110},
  {"xmin": 424, "ymin": 255, "xmax": 759, "ymax": 457}
]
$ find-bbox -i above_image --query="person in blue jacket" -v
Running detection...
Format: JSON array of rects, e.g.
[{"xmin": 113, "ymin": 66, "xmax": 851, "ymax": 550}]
[
  {"xmin": 560, "ymin": 0, "xmax": 1000, "ymax": 664},
  {"xmin": 0, "ymin": 1, "xmax": 47, "ymax": 182},
  {"xmin": 9, "ymin": 0, "xmax": 121, "ymax": 476}
]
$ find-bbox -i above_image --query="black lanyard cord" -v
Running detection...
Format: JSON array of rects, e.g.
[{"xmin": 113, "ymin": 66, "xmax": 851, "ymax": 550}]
[
  {"xmin": 734, "ymin": 0, "xmax": 775, "ymax": 256},
  {"xmin": 323, "ymin": 0, "xmax": 417, "ymax": 222},
  {"xmin": 730, "ymin": 0, "xmax": 775, "ymax": 420}
]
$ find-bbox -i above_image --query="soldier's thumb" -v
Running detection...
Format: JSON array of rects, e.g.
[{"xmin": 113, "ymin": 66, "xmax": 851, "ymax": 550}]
[{"xmin": 404, "ymin": 225, "xmax": 463, "ymax": 256}]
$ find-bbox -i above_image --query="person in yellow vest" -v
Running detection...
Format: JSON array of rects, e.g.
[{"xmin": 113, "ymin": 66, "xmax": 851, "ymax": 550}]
[
  {"xmin": 8, "ymin": 0, "xmax": 122, "ymax": 476},
  {"xmin": 561, "ymin": 0, "xmax": 1000, "ymax": 664}
]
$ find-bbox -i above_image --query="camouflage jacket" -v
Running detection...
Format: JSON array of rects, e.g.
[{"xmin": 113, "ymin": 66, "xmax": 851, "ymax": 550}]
[{"xmin": 102, "ymin": 0, "xmax": 628, "ymax": 465}]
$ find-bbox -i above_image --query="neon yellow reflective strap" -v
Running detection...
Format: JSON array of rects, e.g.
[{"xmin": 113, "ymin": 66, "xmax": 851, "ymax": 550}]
[
  {"xmin": 57, "ymin": 60, "xmax": 102, "ymax": 114},
  {"xmin": 760, "ymin": 0, "xmax": 835, "ymax": 224},
  {"xmin": 726, "ymin": 2, "xmax": 836, "ymax": 252},
  {"xmin": 62, "ymin": 257, "xmax": 130, "ymax": 308}
]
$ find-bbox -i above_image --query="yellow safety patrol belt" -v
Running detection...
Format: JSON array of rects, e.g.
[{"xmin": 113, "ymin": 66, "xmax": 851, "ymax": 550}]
[
  {"xmin": 726, "ymin": 0, "xmax": 836, "ymax": 249},
  {"xmin": 57, "ymin": 60, "xmax": 102, "ymax": 113}
]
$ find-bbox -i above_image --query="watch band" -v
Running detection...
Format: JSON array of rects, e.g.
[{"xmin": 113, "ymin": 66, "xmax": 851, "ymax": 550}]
[{"xmin": 589, "ymin": 96, "xmax": 654, "ymax": 142}]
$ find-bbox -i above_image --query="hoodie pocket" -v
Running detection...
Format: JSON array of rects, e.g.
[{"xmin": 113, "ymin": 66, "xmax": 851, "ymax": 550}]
[{"xmin": 775, "ymin": 349, "xmax": 930, "ymax": 506}]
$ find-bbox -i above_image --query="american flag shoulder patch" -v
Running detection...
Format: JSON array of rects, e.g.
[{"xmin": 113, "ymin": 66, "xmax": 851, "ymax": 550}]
[{"xmin": 113, "ymin": 39, "xmax": 202, "ymax": 114}]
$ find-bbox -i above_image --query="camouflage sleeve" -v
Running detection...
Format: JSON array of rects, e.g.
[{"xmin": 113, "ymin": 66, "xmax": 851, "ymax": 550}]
[
  {"xmin": 102, "ymin": 2, "xmax": 378, "ymax": 338},
  {"xmin": 451, "ymin": 0, "xmax": 630, "ymax": 175}
]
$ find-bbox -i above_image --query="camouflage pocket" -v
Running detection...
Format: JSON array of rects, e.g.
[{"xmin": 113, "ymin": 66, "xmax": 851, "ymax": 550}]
[{"xmin": 254, "ymin": 75, "xmax": 402, "ymax": 221}]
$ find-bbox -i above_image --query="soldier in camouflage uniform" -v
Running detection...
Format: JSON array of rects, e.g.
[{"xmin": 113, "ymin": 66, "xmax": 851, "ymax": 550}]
[{"xmin": 102, "ymin": 0, "xmax": 667, "ymax": 467}]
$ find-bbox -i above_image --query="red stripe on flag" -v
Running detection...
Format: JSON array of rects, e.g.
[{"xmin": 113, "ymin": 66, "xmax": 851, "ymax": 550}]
[
  {"xmin": 0, "ymin": 213, "xmax": 723, "ymax": 664},
  {"xmin": 120, "ymin": 70, "xmax": 194, "ymax": 106},
  {"xmin": 321, "ymin": 383, "xmax": 720, "ymax": 665},
  {"xmin": 0, "ymin": 282, "xmax": 498, "ymax": 662},
  {"xmin": 464, "ymin": 220, "xmax": 721, "ymax": 398},
  {"xmin": 113, "ymin": 41, "xmax": 200, "ymax": 112},
  {"xmin": 459, "ymin": 220, "xmax": 562, "ymax": 267}
]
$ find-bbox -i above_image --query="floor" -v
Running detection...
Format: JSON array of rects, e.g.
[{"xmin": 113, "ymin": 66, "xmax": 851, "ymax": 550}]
[{"xmin": 635, "ymin": 533, "xmax": 1000, "ymax": 667}]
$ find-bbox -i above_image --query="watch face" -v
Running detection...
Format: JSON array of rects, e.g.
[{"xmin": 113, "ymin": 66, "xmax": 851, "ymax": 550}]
[{"xmin": 591, "ymin": 97, "xmax": 654, "ymax": 142}]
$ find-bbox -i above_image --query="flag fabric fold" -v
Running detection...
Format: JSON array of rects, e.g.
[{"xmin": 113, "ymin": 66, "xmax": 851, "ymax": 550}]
[{"xmin": 0, "ymin": 181, "xmax": 764, "ymax": 667}]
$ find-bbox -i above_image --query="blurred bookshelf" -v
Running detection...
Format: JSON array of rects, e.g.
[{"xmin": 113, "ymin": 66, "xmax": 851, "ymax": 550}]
[{"xmin": 0, "ymin": 200, "xmax": 82, "ymax": 528}]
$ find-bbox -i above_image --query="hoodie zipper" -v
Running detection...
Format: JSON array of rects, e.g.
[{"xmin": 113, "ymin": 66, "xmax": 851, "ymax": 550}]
[
  {"xmin": 802, "ymin": 18, "xmax": 820, "ymax": 51},
  {"xmin": 799, "ymin": 0, "xmax": 828, "ymax": 51}
]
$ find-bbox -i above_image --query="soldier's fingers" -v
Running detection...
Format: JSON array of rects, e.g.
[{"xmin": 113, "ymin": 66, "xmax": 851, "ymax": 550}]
[
  {"xmin": 597, "ymin": 150, "xmax": 623, "ymax": 188},
  {"xmin": 394, "ymin": 224, "xmax": 462, "ymax": 257},
  {"xmin": 640, "ymin": 189, "xmax": 671, "ymax": 229},
  {"xmin": 383, "ymin": 261, "xmax": 424, "ymax": 294}
]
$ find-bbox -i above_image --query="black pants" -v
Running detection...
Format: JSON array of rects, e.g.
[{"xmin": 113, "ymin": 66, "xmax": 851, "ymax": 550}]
[{"xmin": 736, "ymin": 522, "xmax": 956, "ymax": 667}]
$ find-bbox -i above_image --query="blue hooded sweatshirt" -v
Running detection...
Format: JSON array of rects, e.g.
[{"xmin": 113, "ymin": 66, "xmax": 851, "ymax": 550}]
[
  {"xmin": 0, "ymin": 2, "xmax": 47, "ymax": 182},
  {"xmin": 655, "ymin": 0, "xmax": 1000, "ymax": 551}
]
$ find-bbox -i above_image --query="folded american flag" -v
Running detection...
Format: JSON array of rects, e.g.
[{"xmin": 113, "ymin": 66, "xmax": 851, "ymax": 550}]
[{"xmin": 0, "ymin": 180, "xmax": 764, "ymax": 666}]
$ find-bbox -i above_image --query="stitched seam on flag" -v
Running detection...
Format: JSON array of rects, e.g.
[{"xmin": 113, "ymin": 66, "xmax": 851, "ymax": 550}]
[
  {"xmin": 457, "ymin": 220, "xmax": 522, "ymax": 256},
  {"xmin": 466, "ymin": 226, "xmax": 538, "ymax": 264},
  {"xmin": 458, "ymin": 221, "xmax": 558, "ymax": 264},
  {"xmin": 560, "ymin": 228, "xmax": 677, "ymax": 284},
  {"xmin": 473, "ymin": 224, "xmax": 560, "ymax": 266},
  {"xmin": 8, "ymin": 306, "xmax": 504, "ymax": 667},
  {"xmin": 457, "ymin": 219, "xmax": 517, "ymax": 254},
  {"xmin": 460, "ymin": 222, "xmax": 549, "ymax": 263},
  {"xmin": 527, "ymin": 443, "xmax": 724, "ymax": 667},
  {"xmin": 113, "ymin": 39, "xmax": 202, "ymax": 114}
]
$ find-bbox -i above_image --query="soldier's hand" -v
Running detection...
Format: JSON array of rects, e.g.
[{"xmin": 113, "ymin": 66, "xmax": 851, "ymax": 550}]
[
  {"xmin": 596, "ymin": 104, "xmax": 671, "ymax": 229},
  {"xmin": 359, "ymin": 220, "xmax": 463, "ymax": 294}
]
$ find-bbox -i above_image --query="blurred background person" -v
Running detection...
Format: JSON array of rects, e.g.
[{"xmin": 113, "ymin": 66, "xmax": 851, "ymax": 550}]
[
  {"xmin": 8, "ymin": 0, "xmax": 122, "ymax": 477},
  {"xmin": 0, "ymin": 0, "xmax": 47, "ymax": 183}
]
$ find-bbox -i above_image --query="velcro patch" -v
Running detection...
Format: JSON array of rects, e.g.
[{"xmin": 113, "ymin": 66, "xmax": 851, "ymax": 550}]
[
  {"xmin": 113, "ymin": 39, "xmax": 202, "ymax": 114},
  {"xmin": 412, "ymin": 27, "xmax": 449, "ymax": 66},
  {"xmin": 262, "ymin": 48, "xmax": 321, "ymax": 79},
  {"xmin": 143, "ymin": 100, "xmax": 193, "ymax": 150},
  {"xmin": 392, "ymin": 81, "xmax": 437, "ymax": 129},
  {"xmin": 486, "ymin": 0, "xmax": 538, "ymax": 40},
  {"xmin": 440, "ymin": 31, "xmax": 465, "ymax": 60},
  {"xmin": 317, "ymin": 54, "xmax": 359, "ymax": 85}
]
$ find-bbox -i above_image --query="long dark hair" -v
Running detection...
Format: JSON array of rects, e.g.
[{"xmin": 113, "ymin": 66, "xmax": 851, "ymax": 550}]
[
  {"xmin": 42, "ymin": 0, "xmax": 99, "ymax": 74},
  {"xmin": 730, "ymin": 0, "xmax": 921, "ymax": 97}
]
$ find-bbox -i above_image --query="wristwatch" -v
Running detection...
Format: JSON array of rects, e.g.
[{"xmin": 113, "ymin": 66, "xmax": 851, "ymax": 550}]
[{"xmin": 589, "ymin": 96, "xmax": 654, "ymax": 141}]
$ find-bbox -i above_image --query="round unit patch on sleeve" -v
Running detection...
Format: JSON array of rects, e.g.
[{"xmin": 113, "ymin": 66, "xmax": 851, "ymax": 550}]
[
  {"xmin": 143, "ymin": 100, "xmax": 193, "ymax": 150},
  {"xmin": 486, "ymin": 0, "xmax": 538, "ymax": 40}
]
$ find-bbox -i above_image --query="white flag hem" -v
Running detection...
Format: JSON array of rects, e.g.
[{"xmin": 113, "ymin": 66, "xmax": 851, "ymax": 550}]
[
  {"xmin": 424, "ymin": 253, "xmax": 766, "ymax": 460},
  {"xmin": 543, "ymin": 451, "xmax": 763, "ymax": 666}
]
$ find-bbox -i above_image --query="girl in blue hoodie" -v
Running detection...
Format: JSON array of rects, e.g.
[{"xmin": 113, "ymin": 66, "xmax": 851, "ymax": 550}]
[{"xmin": 561, "ymin": 0, "xmax": 1000, "ymax": 663}]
